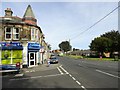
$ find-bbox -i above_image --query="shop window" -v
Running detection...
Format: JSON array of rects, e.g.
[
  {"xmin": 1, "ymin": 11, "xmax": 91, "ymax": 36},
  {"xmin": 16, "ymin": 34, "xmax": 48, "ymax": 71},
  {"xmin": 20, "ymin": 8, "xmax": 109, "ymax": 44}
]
[
  {"xmin": 13, "ymin": 28, "xmax": 19, "ymax": 40},
  {"xmin": 5, "ymin": 27, "xmax": 12, "ymax": 40}
]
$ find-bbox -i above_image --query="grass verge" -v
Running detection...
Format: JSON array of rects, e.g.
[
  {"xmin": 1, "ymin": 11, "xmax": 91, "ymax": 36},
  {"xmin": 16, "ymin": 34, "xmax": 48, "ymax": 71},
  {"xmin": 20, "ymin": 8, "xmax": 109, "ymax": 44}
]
[{"xmin": 65, "ymin": 55, "xmax": 119, "ymax": 61}]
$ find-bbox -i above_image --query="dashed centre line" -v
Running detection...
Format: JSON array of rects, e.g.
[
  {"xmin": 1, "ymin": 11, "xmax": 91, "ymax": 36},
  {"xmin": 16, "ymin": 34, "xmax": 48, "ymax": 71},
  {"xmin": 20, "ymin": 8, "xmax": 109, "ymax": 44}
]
[
  {"xmin": 9, "ymin": 65, "xmax": 87, "ymax": 90},
  {"xmin": 58, "ymin": 65, "xmax": 87, "ymax": 90},
  {"xmin": 76, "ymin": 81, "xmax": 81, "ymax": 85},
  {"xmin": 72, "ymin": 77, "xmax": 76, "ymax": 80}
]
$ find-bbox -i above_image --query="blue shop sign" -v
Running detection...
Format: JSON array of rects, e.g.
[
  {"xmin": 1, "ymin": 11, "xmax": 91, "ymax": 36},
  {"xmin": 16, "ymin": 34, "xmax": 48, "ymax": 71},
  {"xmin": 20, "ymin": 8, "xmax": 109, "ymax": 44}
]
[
  {"xmin": 0, "ymin": 42, "xmax": 23, "ymax": 50},
  {"xmin": 28, "ymin": 42, "xmax": 41, "ymax": 51}
]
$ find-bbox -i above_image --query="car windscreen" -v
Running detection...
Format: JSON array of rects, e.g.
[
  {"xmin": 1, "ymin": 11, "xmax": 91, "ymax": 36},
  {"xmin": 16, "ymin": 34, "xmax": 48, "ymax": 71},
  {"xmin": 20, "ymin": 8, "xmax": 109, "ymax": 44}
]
[{"xmin": 50, "ymin": 57, "xmax": 57, "ymax": 59}]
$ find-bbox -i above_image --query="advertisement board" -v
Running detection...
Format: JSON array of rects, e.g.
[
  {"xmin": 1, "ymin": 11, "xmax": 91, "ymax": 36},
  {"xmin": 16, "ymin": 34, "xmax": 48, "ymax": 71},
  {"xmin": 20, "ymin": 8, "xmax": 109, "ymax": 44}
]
[
  {"xmin": 0, "ymin": 42, "xmax": 23, "ymax": 64},
  {"xmin": 1, "ymin": 50, "xmax": 22, "ymax": 64}
]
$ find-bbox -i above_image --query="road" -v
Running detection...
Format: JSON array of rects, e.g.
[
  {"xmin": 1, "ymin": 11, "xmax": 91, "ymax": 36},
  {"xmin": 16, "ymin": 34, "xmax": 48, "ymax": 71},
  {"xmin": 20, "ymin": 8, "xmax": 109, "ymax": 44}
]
[
  {"xmin": 1, "ymin": 56, "xmax": 119, "ymax": 90},
  {"xmin": 58, "ymin": 56, "xmax": 119, "ymax": 89}
]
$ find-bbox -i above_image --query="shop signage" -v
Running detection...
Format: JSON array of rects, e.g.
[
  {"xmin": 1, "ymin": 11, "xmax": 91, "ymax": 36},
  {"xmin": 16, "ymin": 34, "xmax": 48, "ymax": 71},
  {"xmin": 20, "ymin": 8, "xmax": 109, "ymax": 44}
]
[
  {"xmin": 0, "ymin": 42, "xmax": 23, "ymax": 50},
  {"xmin": 28, "ymin": 42, "xmax": 41, "ymax": 50}
]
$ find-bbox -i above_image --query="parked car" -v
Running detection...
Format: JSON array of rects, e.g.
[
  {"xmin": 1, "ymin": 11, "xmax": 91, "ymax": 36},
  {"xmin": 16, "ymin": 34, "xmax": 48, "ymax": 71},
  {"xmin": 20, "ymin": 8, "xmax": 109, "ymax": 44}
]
[
  {"xmin": 49, "ymin": 56, "xmax": 58, "ymax": 64},
  {"xmin": 0, "ymin": 65, "xmax": 20, "ymax": 75}
]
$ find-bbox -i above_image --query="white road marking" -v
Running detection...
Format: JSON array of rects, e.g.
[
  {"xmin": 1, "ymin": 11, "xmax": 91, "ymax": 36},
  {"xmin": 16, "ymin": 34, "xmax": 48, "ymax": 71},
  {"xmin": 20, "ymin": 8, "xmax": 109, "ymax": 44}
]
[
  {"xmin": 76, "ymin": 81, "xmax": 81, "ymax": 85},
  {"xmin": 57, "ymin": 67, "xmax": 63, "ymax": 74},
  {"xmin": 72, "ymin": 77, "xmax": 76, "ymax": 80},
  {"xmin": 81, "ymin": 86, "xmax": 87, "ymax": 90},
  {"xmin": 59, "ymin": 65, "xmax": 87, "ymax": 90},
  {"xmin": 32, "ymin": 70, "xmax": 35, "ymax": 72},
  {"xmin": 96, "ymin": 69, "xmax": 120, "ymax": 79},
  {"xmin": 14, "ymin": 73, "xmax": 24, "ymax": 77},
  {"xmin": 59, "ymin": 66, "xmax": 69, "ymax": 74},
  {"xmin": 9, "ymin": 74, "xmax": 65, "ymax": 81},
  {"xmin": 69, "ymin": 74, "xmax": 72, "ymax": 77}
]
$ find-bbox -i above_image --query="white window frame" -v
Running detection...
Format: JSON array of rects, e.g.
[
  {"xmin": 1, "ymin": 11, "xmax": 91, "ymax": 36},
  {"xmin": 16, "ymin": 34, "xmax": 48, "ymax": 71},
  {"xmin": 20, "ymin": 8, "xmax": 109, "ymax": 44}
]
[
  {"xmin": 31, "ymin": 28, "xmax": 35, "ymax": 40},
  {"xmin": 5, "ymin": 27, "xmax": 12, "ymax": 40},
  {"xmin": 13, "ymin": 27, "xmax": 20, "ymax": 40}
]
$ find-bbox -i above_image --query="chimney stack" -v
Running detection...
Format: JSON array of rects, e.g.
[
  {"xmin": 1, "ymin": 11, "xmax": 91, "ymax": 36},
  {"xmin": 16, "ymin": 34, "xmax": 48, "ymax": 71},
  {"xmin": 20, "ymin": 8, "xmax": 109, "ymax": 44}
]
[{"xmin": 5, "ymin": 8, "xmax": 13, "ymax": 17}]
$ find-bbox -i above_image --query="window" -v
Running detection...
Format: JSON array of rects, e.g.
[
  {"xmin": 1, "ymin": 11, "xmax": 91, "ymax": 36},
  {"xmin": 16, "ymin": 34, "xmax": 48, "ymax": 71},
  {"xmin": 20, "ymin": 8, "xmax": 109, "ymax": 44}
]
[
  {"xmin": 5, "ymin": 27, "xmax": 12, "ymax": 40},
  {"xmin": 5, "ymin": 27, "xmax": 20, "ymax": 40},
  {"xmin": 13, "ymin": 28, "xmax": 19, "ymax": 40},
  {"xmin": 36, "ymin": 29, "xmax": 38, "ymax": 41},
  {"xmin": 31, "ymin": 28, "xmax": 35, "ymax": 40}
]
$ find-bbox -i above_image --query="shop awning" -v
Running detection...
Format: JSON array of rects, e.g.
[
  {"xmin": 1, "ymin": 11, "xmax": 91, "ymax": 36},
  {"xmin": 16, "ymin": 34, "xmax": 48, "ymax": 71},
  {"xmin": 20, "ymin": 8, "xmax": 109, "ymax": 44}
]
[{"xmin": 0, "ymin": 42, "xmax": 23, "ymax": 50}]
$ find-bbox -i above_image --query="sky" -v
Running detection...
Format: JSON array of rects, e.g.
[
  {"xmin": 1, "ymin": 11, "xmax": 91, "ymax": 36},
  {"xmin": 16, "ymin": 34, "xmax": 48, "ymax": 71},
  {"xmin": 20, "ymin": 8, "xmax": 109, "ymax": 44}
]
[{"xmin": 1, "ymin": 0, "xmax": 119, "ymax": 50}]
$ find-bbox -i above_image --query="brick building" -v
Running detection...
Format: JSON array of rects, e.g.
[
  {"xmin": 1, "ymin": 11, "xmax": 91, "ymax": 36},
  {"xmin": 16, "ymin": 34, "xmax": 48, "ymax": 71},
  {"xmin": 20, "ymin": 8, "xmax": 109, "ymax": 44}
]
[{"xmin": 0, "ymin": 5, "xmax": 48, "ymax": 68}]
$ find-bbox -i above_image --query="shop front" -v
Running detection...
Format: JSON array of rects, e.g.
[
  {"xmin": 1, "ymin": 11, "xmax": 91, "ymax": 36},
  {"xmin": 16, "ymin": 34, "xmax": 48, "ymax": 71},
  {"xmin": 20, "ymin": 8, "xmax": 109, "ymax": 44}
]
[
  {"xmin": 0, "ymin": 42, "xmax": 23, "ymax": 65},
  {"xmin": 27, "ymin": 42, "xmax": 41, "ymax": 67}
]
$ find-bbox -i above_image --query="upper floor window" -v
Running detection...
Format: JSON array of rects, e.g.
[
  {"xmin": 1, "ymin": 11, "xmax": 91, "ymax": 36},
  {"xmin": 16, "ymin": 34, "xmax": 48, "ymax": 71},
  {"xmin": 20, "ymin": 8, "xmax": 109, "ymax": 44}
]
[
  {"xmin": 13, "ymin": 28, "xmax": 19, "ymax": 40},
  {"xmin": 5, "ymin": 27, "xmax": 12, "ymax": 40},
  {"xmin": 5, "ymin": 27, "xmax": 20, "ymax": 40},
  {"xmin": 31, "ymin": 28, "xmax": 35, "ymax": 40},
  {"xmin": 36, "ymin": 29, "xmax": 38, "ymax": 41}
]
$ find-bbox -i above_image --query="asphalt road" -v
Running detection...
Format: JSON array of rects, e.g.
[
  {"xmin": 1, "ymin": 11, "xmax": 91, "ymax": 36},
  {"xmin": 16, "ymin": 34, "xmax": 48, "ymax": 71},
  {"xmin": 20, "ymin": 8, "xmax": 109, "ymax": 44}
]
[
  {"xmin": 58, "ymin": 56, "xmax": 119, "ymax": 89},
  {"xmin": 1, "ymin": 56, "xmax": 119, "ymax": 90}
]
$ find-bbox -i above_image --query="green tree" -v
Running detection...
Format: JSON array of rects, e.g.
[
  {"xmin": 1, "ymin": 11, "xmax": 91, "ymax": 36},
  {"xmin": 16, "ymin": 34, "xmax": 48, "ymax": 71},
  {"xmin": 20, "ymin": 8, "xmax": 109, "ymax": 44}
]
[
  {"xmin": 100, "ymin": 30, "xmax": 120, "ymax": 52},
  {"xmin": 59, "ymin": 41, "xmax": 72, "ymax": 52},
  {"xmin": 89, "ymin": 37, "xmax": 113, "ymax": 55}
]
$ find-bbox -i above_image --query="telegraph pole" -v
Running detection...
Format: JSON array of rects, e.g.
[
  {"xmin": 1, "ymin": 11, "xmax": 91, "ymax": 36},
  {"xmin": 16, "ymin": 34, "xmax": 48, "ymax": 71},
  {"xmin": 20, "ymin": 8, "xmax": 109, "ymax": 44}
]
[{"xmin": 68, "ymin": 39, "xmax": 72, "ymax": 51}]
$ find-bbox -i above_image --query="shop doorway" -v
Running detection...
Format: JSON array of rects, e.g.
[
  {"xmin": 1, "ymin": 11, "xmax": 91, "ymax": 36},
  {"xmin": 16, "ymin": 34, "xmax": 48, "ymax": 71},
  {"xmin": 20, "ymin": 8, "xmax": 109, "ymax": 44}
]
[{"xmin": 29, "ymin": 52, "xmax": 36, "ymax": 67}]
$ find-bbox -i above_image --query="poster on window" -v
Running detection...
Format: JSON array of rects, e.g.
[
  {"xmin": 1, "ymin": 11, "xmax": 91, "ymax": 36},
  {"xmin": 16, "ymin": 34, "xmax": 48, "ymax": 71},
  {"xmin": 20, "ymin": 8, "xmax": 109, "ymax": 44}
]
[{"xmin": 1, "ymin": 50, "xmax": 22, "ymax": 64}]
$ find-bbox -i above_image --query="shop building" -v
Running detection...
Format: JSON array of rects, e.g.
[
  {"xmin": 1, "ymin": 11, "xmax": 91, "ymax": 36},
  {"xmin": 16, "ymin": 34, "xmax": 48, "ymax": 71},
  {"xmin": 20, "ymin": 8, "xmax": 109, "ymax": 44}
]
[{"xmin": 0, "ymin": 5, "xmax": 47, "ymax": 68}]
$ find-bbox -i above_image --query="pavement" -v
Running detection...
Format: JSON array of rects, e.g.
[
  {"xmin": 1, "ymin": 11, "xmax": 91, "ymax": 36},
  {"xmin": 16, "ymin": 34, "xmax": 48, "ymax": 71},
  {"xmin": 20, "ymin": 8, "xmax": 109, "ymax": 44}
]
[
  {"xmin": 21, "ymin": 63, "xmax": 61, "ymax": 73},
  {"xmin": 0, "ymin": 63, "xmax": 61, "ymax": 78}
]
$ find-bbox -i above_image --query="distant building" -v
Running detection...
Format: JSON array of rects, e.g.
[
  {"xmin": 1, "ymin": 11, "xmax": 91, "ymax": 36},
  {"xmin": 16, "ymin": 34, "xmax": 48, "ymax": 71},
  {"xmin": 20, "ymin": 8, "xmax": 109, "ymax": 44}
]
[
  {"xmin": 0, "ymin": 5, "xmax": 48, "ymax": 68},
  {"xmin": 67, "ymin": 49, "xmax": 96, "ymax": 56}
]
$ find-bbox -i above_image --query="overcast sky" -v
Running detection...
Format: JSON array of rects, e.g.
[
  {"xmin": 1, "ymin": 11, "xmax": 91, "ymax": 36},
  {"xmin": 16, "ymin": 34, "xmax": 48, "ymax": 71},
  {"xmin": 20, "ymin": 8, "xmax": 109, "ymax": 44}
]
[{"xmin": 1, "ymin": 0, "xmax": 119, "ymax": 50}]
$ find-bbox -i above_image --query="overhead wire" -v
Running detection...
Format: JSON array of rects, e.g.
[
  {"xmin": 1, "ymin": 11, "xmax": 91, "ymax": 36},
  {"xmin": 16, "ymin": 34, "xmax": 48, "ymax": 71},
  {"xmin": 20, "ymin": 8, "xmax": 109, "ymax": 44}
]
[{"xmin": 69, "ymin": 5, "xmax": 120, "ymax": 41}]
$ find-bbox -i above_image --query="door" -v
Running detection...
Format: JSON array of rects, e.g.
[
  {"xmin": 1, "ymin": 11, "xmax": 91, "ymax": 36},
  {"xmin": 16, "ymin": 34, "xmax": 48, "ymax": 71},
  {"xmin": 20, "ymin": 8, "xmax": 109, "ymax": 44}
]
[{"xmin": 29, "ymin": 52, "xmax": 35, "ymax": 67}]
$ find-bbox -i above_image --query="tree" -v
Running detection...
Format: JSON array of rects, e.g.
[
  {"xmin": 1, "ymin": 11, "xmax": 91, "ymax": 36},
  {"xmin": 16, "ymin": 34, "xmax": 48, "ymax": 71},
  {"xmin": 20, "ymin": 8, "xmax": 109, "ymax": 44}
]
[
  {"xmin": 58, "ymin": 41, "xmax": 72, "ymax": 52},
  {"xmin": 100, "ymin": 30, "xmax": 119, "ymax": 52},
  {"xmin": 89, "ymin": 37, "xmax": 113, "ymax": 55},
  {"xmin": 89, "ymin": 30, "xmax": 120, "ymax": 57}
]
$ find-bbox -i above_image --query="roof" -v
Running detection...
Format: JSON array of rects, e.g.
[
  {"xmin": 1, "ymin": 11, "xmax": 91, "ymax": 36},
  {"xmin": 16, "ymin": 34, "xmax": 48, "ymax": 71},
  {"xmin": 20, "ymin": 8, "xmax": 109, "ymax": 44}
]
[
  {"xmin": 23, "ymin": 5, "xmax": 35, "ymax": 18},
  {"xmin": 0, "ymin": 16, "xmax": 43, "ymax": 33}
]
